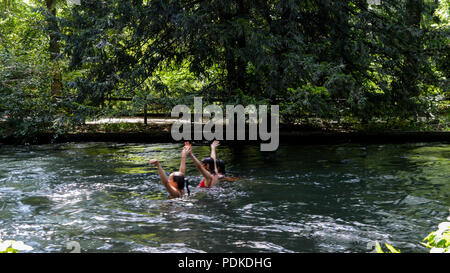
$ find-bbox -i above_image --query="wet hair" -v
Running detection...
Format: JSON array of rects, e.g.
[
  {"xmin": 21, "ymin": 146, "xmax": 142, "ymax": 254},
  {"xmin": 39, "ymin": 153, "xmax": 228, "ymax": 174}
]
[
  {"xmin": 172, "ymin": 173, "xmax": 190, "ymax": 196},
  {"xmin": 201, "ymin": 157, "xmax": 216, "ymax": 175},
  {"xmin": 216, "ymin": 159, "xmax": 225, "ymax": 175}
]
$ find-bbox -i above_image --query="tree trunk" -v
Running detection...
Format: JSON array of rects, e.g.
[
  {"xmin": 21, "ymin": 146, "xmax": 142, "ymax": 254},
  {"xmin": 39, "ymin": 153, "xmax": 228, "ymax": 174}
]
[
  {"xmin": 225, "ymin": 46, "xmax": 237, "ymax": 94},
  {"xmin": 403, "ymin": 0, "xmax": 423, "ymax": 97},
  {"xmin": 235, "ymin": 0, "xmax": 247, "ymax": 94},
  {"xmin": 223, "ymin": 0, "xmax": 248, "ymax": 97},
  {"xmin": 46, "ymin": 0, "xmax": 62, "ymax": 97}
]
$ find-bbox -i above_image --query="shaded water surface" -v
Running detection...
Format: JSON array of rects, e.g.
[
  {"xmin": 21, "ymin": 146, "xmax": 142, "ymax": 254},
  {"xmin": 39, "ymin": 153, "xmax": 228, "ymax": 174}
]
[{"xmin": 0, "ymin": 142, "xmax": 449, "ymax": 252}]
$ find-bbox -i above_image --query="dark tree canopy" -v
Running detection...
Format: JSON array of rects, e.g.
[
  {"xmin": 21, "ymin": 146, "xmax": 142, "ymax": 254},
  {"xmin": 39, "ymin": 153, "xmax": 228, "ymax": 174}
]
[
  {"xmin": 0, "ymin": 0, "xmax": 449, "ymax": 141},
  {"xmin": 63, "ymin": 0, "xmax": 448, "ymax": 121}
]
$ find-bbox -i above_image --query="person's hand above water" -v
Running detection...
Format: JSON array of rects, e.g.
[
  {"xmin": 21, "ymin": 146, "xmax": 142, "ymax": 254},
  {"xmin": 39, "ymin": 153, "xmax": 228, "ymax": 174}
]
[
  {"xmin": 182, "ymin": 145, "xmax": 191, "ymax": 157},
  {"xmin": 184, "ymin": 142, "xmax": 192, "ymax": 156},
  {"xmin": 211, "ymin": 140, "xmax": 220, "ymax": 149},
  {"xmin": 149, "ymin": 159, "xmax": 159, "ymax": 166}
]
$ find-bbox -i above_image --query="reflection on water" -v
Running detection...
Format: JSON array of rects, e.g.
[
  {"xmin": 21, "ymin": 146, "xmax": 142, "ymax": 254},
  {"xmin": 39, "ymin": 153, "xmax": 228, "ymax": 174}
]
[{"xmin": 0, "ymin": 142, "xmax": 449, "ymax": 253}]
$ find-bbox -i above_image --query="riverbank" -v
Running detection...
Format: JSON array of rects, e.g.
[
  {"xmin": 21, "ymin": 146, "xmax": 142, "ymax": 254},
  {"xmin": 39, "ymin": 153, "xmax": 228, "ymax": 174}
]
[{"xmin": 1, "ymin": 119, "xmax": 449, "ymax": 146}]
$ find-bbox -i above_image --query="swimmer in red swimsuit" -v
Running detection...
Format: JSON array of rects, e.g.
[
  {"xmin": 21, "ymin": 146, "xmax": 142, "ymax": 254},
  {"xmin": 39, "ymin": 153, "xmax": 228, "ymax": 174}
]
[
  {"xmin": 185, "ymin": 141, "xmax": 220, "ymax": 188},
  {"xmin": 149, "ymin": 144, "xmax": 190, "ymax": 198}
]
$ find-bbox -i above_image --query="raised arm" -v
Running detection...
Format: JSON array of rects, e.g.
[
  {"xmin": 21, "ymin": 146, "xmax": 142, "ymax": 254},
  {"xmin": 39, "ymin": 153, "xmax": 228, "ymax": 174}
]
[
  {"xmin": 210, "ymin": 140, "xmax": 219, "ymax": 175},
  {"xmin": 150, "ymin": 159, "xmax": 180, "ymax": 197},
  {"xmin": 185, "ymin": 143, "xmax": 216, "ymax": 187},
  {"xmin": 188, "ymin": 151, "xmax": 212, "ymax": 181},
  {"xmin": 150, "ymin": 159, "xmax": 169, "ymax": 184},
  {"xmin": 179, "ymin": 143, "xmax": 189, "ymax": 174}
]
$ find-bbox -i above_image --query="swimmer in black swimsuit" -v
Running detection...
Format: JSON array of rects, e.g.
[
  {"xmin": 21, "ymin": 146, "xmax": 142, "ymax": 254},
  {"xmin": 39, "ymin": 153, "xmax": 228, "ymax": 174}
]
[{"xmin": 149, "ymin": 143, "xmax": 190, "ymax": 198}]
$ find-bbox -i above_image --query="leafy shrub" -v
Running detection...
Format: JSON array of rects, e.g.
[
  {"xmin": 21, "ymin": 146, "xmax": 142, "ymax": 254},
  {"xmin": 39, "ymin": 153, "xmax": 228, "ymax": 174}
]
[
  {"xmin": 0, "ymin": 239, "xmax": 33, "ymax": 253},
  {"xmin": 374, "ymin": 241, "xmax": 401, "ymax": 253},
  {"xmin": 422, "ymin": 217, "xmax": 450, "ymax": 253},
  {"xmin": 372, "ymin": 211, "xmax": 450, "ymax": 253},
  {"xmin": 0, "ymin": 1, "xmax": 57, "ymax": 142},
  {"xmin": 280, "ymin": 84, "xmax": 337, "ymax": 123}
]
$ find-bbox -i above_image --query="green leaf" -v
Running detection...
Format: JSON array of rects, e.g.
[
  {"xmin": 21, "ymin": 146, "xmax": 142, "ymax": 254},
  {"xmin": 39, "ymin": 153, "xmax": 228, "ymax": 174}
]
[
  {"xmin": 385, "ymin": 243, "xmax": 401, "ymax": 253},
  {"xmin": 375, "ymin": 241, "xmax": 384, "ymax": 253}
]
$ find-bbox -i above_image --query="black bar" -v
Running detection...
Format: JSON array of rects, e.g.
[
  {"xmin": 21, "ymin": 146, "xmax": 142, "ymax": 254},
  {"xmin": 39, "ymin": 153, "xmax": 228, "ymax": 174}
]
[{"xmin": 1, "ymin": 253, "xmax": 443, "ymax": 272}]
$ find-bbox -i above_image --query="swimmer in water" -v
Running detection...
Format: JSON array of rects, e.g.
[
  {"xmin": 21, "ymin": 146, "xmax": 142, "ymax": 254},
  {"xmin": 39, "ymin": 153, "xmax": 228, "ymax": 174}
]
[
  {"xmin": 207, "ymin": 142, "xmax": 239, "ymax": 182},
  {"xmin": 184, "ymin": 141, "xmax": 220, "ymax": 188},
  {"xmin": 149, "ymin": 144, "xmax": 190, "ymax": 198},
  {"xmin": 215, "ymin": 158, "xmax": 240, "ymax": 182}
]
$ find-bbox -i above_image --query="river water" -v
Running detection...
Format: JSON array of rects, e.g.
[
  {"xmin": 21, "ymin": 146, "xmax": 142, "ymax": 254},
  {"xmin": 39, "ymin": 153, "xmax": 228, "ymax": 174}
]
[{"xmin": 0, "ymin": 142, "xmax": 448, "ymax": 253}]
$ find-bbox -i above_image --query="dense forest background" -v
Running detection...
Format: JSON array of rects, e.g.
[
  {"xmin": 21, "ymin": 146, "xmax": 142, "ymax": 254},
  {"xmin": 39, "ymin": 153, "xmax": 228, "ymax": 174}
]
[{"xmin": 0, "ymin": 0, "xmax": 448, "ymax": 142}]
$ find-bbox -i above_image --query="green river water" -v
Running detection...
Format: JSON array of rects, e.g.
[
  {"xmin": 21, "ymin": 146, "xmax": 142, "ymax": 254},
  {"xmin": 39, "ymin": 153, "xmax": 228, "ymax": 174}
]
[{"xmin": 0, "ymin": 142, "xmax": 449, "ymax": 253}]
